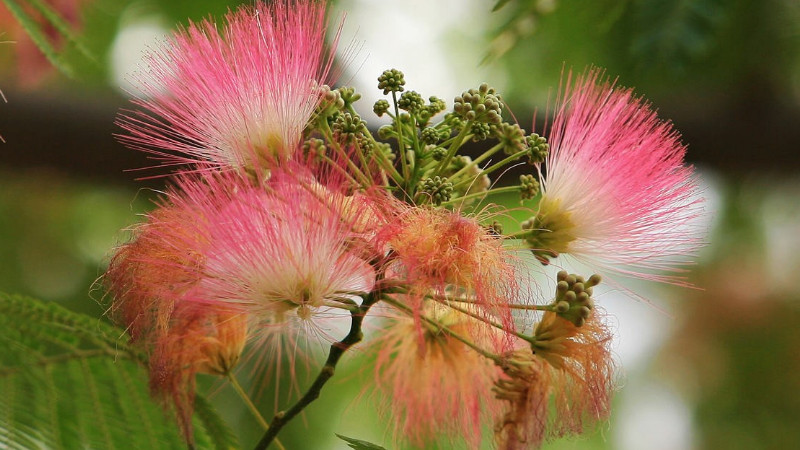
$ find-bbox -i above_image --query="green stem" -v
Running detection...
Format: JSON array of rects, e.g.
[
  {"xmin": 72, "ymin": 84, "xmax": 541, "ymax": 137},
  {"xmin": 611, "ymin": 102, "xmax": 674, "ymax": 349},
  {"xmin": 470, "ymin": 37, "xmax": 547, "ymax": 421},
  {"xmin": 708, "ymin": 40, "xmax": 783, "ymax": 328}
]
[
  {"xmin": 253, "ymin": 293, "xmax": 380, "ymax": 450},
  {"xmin": 428, "ymin": 297, "xmax": 536, "ymax": 343},
  {"xmin": 320, "ymin": 121, "xmax": 373, "ymax": 188},
  {"xmin": 504, "ymin": 229, "xmax": 533, "ymax": 239},
  {"xmin": 445, "ymin": 142, "xmax": 504, "ymax": 183},
  {"xmin": 362, "ymin": 130, "xmax": 403, "ymax": 185},
  {"xmin": 417, "ymin": 290, "xmax": 555, "ymax": 313},
  {"xmin": 433, "ymin": 122, "xmax": 473, "ymax": 177},
  {"xmin": 452, "ymin": 148, "xmax": 530, "ymax": 191},
  {"xmin": 392, "ymin": 91, "xmax": 409, "ymax": 181},
  {"xmin": 438, "ymin": 185, "xmax": 520, "ymax": 208},
  {"xmin": 227, "ymin": 374, "xmax": 286, "ymax": 450}
]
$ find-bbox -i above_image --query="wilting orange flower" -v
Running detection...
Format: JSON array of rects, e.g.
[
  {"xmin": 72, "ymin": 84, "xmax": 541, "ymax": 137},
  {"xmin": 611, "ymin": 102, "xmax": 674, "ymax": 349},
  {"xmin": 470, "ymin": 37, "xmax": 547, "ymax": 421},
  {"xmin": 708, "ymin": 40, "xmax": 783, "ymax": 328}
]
[
  {"xmin": 149, "ymin": 302, "xmax": 247, "ymax": 442},
  {"xmin": 104, "ymin": 199, "xmax": 247, "ymax": 444},
  {"xmin": 494, "ymin": 312, "xmax": 615, "ymax": 449},
  {"xmin": 105, "ymin": 204, "xmax": 207, "ymax": 342},
  {"xmin": 371, "ymin": 302, "xmax": 504, "ymax": 449}
]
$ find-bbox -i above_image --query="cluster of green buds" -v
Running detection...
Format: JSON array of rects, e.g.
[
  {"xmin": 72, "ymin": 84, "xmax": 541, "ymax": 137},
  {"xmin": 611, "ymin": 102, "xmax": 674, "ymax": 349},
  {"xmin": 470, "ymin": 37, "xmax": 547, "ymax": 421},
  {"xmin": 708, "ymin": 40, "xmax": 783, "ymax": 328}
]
[
  {"xmin": 356, "ymin": 69, "xmax": 549, "ymax": 209},
  {"xmin": 552, "ymin": 271, "xmax": 601, "ymax": 327},
  {"xmin": 303, "ymin": 68, "xmax": 551, "ymax": 220},
  {"xmin": 522, "ymin": 271, "xmax": 601, "ymax": 369},
  {"xmin": 453, "ymin": 83, "xmax": 503, "ymax": 124}
]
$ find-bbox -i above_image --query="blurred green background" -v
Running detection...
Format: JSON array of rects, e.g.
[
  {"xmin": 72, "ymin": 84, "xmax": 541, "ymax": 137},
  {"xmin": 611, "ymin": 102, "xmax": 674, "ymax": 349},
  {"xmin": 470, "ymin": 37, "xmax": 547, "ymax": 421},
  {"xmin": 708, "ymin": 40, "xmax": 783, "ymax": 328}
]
[{"xmin": 2, "ymin": 0, "xmax": 799, "ymax": 449}]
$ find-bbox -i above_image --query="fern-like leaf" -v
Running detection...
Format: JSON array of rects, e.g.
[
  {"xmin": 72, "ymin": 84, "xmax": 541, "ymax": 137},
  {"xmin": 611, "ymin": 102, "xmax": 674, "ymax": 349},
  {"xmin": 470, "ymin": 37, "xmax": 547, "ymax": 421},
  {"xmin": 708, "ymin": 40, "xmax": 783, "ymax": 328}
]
[
  {"xmin": 0, "ymin": 0, "xmax": 76, "ymax": 77},
  {"xmin": 24, "ymin": 0, "xmax": 96, "ymax": 64},
  {"xmin": 0, "ymin": 293, "xmax": 239, "ymax": 450}
]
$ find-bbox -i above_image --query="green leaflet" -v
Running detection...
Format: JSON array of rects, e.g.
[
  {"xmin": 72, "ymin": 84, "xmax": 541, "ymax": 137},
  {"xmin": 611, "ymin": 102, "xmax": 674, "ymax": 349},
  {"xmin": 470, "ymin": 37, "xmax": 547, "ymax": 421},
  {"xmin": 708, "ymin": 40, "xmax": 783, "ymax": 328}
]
[
  {"xmin": 0, "ymin": 0, "xmax": 75, "ymax": 78},
  {"xmin": 23, "ymin": 0, "xmax": 97, "ymax": 64},
  {"xmin": 335, "ymin": 434, "xmax": 388, "ymax": 450},
  {"xmin": 0, "ymin": 293, "xmax": 239, "ymax": 450}
]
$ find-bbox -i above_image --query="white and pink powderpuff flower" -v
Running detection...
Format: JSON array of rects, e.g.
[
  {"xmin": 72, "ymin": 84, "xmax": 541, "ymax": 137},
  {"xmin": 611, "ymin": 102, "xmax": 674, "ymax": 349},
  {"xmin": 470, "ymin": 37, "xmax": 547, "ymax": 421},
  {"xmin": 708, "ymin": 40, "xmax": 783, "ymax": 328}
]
[
  {"xmin": 118, "ymin": 0, "xmax": 340, "ymax": 172},
  {"xmin": 169, "ymin": 170, "xmax": 377, "ymax": 390},
  {"xmin": 525, "ymin": 68, "xmax": 703, "ymax": 284},
  {"xmin": 369, "ymin": 301, "xmax": 505, "ymax": 449}
]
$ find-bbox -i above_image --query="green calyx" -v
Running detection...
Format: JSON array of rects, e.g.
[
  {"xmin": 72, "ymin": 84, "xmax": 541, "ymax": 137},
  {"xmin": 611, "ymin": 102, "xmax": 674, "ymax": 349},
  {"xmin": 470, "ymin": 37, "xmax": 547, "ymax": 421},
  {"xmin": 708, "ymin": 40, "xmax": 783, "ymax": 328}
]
[
  {"xmin": 552, "ymin": 271, "xmax": 601, "ymax": 327},
  {"xmin": 427, "ymin": 96, "xmax": 446, "ymax": 115},
  {"xmin": 302, "ymin": 138, "xmax": 326, "ymax": 161},
  {"xmin": 332, "ymin": 112, "xmax": 367, "ymax": 141},
  {"xmin": 309, "ymin": 85, "xmax": 345, "ymax": 129},
  {"xmin": 377, "ymin": 124, "xmax": 395, "ymax": 140},
  {"xmin": 430, "ymin": 146, "xmax": 448, "ymax": 161},
  {"xmin": 373, "ymin": 99, "xmax": 390, "ymax": 117},
  {"xmin": 378, "ymin": 68, "xmax": 406, "ymax": 94},
  {"xmin": 470, "ymin": 122, "xmax": 492, "ymax": 141},
  {"xmin": 398, "ymin": 90, "xmax": 425, "ymax": 114},
  {"xmin": 421, "ymin": 127, "xmax": 442, "ymax": 145},
  {"xmin": 336, "ymin": 86, "xmax": 361, "ymax": 107},
  {"xmin": 444, "ymin": 112, "xmax": 465, "ymax": 131},
  {"xmin": 520, "ymin": 197, "xmax": 576, "ymax": 264}
]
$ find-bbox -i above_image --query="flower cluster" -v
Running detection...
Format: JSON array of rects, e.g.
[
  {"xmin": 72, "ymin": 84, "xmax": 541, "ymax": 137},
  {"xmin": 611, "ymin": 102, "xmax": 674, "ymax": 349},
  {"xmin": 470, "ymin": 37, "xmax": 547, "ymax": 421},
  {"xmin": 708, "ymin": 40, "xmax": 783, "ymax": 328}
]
[{"xmin": 104, "ymin": 1, "xmax": 702, "ymax": 448}]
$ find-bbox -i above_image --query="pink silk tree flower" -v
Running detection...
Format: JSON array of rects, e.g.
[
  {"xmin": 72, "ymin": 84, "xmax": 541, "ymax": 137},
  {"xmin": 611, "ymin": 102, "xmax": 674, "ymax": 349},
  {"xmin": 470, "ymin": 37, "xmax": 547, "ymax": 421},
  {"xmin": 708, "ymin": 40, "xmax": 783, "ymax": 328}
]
[
  {"xmin": 169, "ymin": 171, "xmax": 376, "ymax": 386},
  {"xmin": 117, "ymin": 0, "xmax": 339, "ymax": 172},
  {"xmin": 371, "ymin": 302, "xmax": 505, "ymax": 449},
  {"xmin": 523, "ymin": 69, "xmax": 702, "ymax": 284}
]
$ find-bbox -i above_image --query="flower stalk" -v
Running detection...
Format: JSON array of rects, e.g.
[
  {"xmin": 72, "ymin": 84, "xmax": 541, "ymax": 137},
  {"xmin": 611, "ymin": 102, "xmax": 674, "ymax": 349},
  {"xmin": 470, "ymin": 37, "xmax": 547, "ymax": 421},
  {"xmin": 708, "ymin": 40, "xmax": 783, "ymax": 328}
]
[{"xmin": 254, "ymin": 292, "xmax": 381, "ymax": 450}]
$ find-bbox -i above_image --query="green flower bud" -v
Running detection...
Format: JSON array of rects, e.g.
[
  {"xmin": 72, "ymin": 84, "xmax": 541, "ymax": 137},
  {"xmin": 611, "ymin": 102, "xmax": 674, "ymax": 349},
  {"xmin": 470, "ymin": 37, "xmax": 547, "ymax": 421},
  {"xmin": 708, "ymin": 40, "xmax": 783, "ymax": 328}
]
[
  {"xmin": 378, "ymin": 68, "xmax": 405, "ymax": 95},
  {"xmin": 519, "ymin": 174, "xmax": 540, "ymax": 200},
  {"xmin": 496, "ymin": 122, "xmax": 527, "ymax": 155},
  {"xmin": 332, "ymin": 112, "xmax": 366, "ymax": 141},
  {"xmin": 526, "ymin": 133, "xmax": 549, "ymax": 164},
  {"xmin": 421, "ymin": 127, "xmax": 441, "ymax": 145},
  {"xmin": 336, "ymin": 86, "xmax": 361, "ymax": 106},
  {"xmin": 398, "ymin": 90, "xmax": 425, "ymax": 114},
  {"xmin": 373, "ymin": 99, "xmax": 390, "ymax": 117},
  {"xmin": 418, "ymin": 176, "xmax": 454, "ymax": 206}
]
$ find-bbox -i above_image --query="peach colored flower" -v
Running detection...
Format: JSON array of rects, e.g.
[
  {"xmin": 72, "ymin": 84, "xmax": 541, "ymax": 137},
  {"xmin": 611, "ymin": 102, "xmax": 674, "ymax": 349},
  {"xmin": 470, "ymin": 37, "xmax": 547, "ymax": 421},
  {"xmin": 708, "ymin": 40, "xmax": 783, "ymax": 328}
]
[
  {"xmin": 149, "ymin": 303, "xmax": 247, "ymax": 443},
  {"xmin": 377, "ymin": 205, "xmax": 520, "ymax": 343},
  {"xmin": 104, "ymin": 201, "xmax": 246, "ymax": 444},
  {"xmin": 105, "ymin": 204, "xmax": 206, "ymax": 343},
  {"xmin": 371, "ymin": 302, "xmax": 504, "ymax": 449}
]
